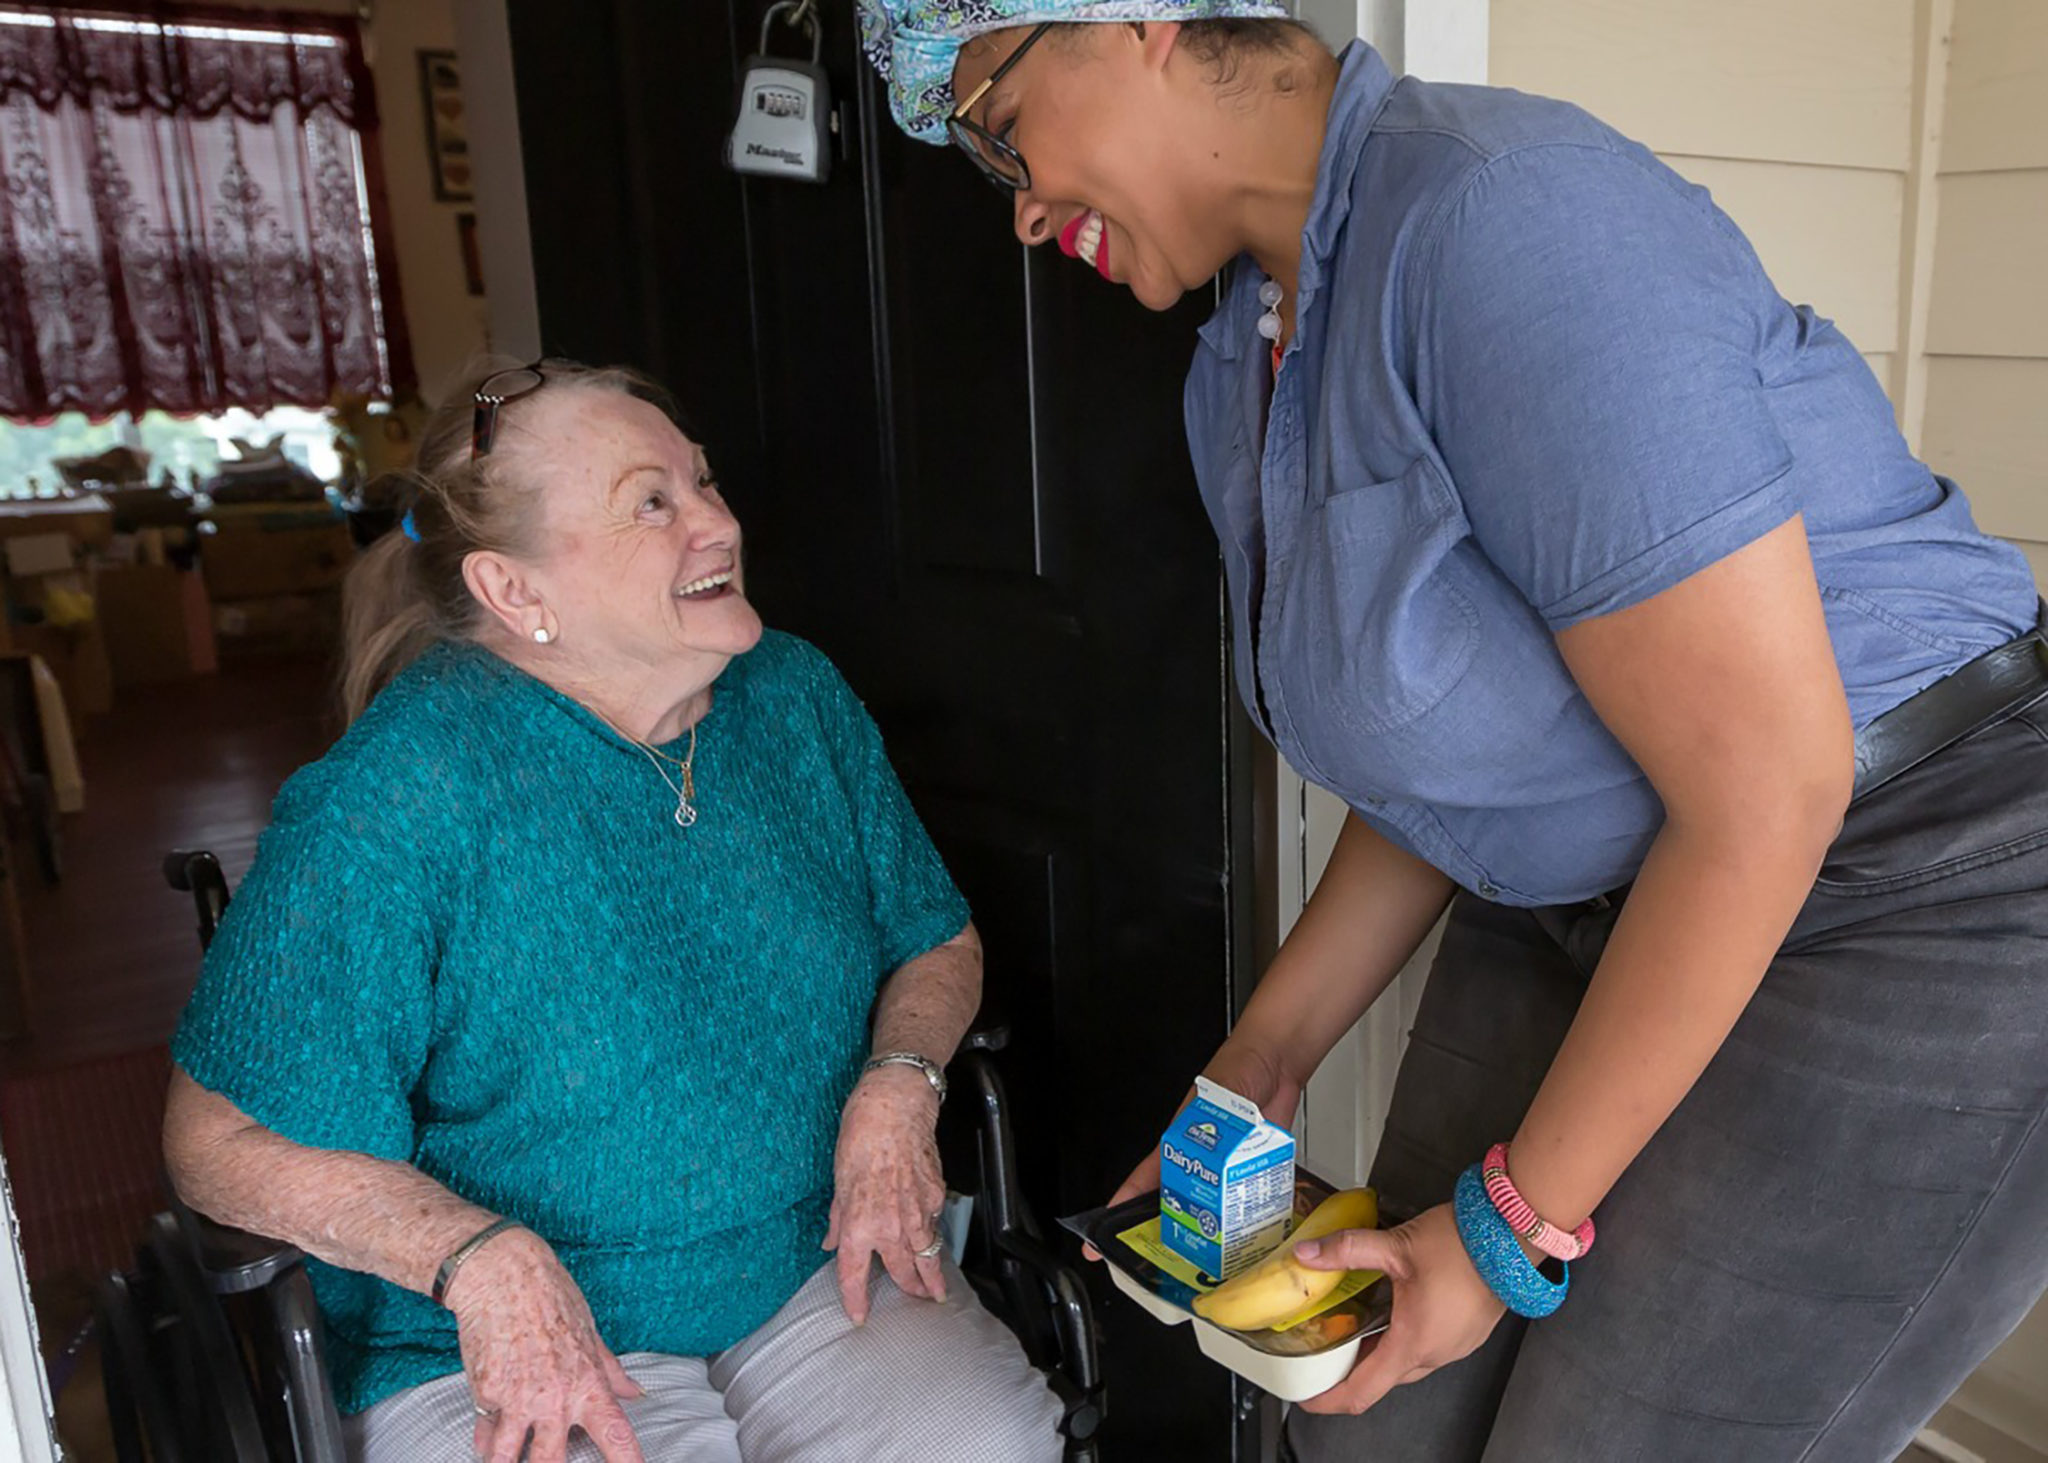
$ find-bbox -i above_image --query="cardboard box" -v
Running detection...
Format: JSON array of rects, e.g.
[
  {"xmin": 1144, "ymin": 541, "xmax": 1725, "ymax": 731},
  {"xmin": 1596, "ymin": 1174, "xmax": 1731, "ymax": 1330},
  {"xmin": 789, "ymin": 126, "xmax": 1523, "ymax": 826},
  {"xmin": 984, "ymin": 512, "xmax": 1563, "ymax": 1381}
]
[
  {"xmin": 202, "ymin": 508, "xmax": 355, "ymax": 602},
  {"xmin": 0, "ymin": 495, "xmax": 115, "ymax": 550},
  {"xmin": 5, "ymin": 620, "xmax": 112, "ymax": 722},
  {"xmin": 4, "ymin": 534, "xmax": 74, "ymax": 578},
  {"xmin": 97, "ymin": 564, "xmax": 217, "ymax": 686},
  {"xmin": 0, "ymin": 559, "xmax": 111, "ymax": 724},
  {"xmin": 1159, "ymin": 1077, "xmax": 1297, "ymax": 1283}
]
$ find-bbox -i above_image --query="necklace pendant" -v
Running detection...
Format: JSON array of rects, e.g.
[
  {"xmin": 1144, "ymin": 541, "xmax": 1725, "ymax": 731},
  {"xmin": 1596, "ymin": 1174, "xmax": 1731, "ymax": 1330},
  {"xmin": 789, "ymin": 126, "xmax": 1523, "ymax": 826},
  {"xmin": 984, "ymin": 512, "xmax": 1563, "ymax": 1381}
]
[{"xmin": 674, "ymin": 796, "xmax": 698, "ymax": 829}]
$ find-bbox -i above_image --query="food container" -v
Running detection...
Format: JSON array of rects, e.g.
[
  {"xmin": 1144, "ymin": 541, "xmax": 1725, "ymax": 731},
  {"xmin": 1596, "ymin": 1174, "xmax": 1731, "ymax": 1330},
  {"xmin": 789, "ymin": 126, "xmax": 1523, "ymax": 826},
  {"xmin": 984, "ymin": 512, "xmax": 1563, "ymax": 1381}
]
[{"xmin": 1062, "ymin": 1171, "xmax": 1392, "ymax": 1402}]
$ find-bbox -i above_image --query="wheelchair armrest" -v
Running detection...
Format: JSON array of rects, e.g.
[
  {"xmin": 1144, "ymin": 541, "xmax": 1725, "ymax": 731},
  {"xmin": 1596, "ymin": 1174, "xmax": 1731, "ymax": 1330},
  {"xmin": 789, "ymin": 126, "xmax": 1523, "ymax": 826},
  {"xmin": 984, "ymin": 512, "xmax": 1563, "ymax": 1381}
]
[
  {"xmin": 962, "ymin": 1006, "xmax": 1009, "ymax": 1054},
  {"xmin": 174, "ymin": 1199, "xmax": 307, "ymax": 1296},
  {"xmin": 163, "ymin": 847, "xmax": 230, "ymax": 951},
  {"xmin": 993, "ymin": 1229, "xmax": 1094, "ymax": 1344},
  {"xmin": 272, "ymin": 1264, "xmax": 350, "ymax": 1463}
]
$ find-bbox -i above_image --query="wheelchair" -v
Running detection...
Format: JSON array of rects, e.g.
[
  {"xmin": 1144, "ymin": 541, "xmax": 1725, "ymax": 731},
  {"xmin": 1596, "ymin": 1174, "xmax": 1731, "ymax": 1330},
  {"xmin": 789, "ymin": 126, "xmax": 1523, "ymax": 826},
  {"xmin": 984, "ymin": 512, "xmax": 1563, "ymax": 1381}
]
[{"xmin": 96, "ymin": 849, "xmax": 1104, "ymax": 1461}]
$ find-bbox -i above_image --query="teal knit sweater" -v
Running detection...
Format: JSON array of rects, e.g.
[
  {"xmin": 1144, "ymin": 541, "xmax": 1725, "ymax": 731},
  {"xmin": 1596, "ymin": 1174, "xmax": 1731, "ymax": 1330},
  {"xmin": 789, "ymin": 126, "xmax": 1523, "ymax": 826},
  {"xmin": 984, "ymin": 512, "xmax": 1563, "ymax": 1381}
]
[{"xmin": 172, "ymin": 632, "xmax": 971, "ymax": 1415}]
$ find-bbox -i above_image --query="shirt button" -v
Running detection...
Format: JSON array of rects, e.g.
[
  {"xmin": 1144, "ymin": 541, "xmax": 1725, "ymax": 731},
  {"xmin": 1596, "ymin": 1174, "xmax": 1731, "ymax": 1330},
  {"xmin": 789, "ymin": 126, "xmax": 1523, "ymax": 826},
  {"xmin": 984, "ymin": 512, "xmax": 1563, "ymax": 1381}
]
[
  {"xmin": 1365, "ymin": 795, "xmax": 1386, "ymax": 807},
  {"xmin": 1478, "ymin": 881, "xmax": 1500, "ymax": 898}
]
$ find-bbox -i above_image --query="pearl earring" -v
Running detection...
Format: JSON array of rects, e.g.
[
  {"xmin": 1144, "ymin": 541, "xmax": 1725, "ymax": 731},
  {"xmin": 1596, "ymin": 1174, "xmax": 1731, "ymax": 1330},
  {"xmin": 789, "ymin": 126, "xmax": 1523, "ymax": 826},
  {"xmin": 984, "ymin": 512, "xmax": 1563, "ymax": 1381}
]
[{"xmin": 533, "ymin": 626, "xmax": 552, "ymax": 644}]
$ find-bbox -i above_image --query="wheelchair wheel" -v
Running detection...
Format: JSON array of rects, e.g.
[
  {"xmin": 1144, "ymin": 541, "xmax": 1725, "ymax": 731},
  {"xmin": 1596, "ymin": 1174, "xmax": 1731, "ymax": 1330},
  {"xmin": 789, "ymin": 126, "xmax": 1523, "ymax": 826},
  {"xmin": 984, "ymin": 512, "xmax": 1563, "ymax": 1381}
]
[
  {"xmin": 140, "ymin": 1212, "xmax": 271, "ymax": 1462},
  {"xmin": 95, "ymin": 1270, "xmax": 185, "ymax": 1463}
]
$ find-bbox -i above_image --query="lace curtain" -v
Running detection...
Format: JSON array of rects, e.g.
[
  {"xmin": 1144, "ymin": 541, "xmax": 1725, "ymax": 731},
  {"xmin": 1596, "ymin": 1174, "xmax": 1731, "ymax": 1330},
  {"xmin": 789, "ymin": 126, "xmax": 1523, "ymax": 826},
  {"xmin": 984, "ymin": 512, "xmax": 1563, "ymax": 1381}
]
[{"xmin": 0, "ymin": 6, "xmax": 413, "ymax": 422}]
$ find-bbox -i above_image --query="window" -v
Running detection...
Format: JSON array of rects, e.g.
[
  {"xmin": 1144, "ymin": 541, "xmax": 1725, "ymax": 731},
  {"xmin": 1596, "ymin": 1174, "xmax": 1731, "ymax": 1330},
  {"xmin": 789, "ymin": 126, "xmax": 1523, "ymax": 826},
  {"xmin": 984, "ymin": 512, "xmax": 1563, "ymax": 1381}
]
[
  {"xmin": 0, "ymin": 5, "xmax": 413, "ymax": 422},
  {"xmin": 0, "ymin": 403, "xmax": 343, "ymax": 497}
]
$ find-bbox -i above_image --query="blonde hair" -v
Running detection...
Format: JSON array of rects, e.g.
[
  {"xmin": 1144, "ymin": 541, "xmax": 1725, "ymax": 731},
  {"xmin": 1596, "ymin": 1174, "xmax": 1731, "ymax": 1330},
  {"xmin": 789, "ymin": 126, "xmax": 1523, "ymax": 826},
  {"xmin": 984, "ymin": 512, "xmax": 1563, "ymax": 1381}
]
[{"xmin": 339, "ymin": 357, "xmax": 673, "ymax": 722}]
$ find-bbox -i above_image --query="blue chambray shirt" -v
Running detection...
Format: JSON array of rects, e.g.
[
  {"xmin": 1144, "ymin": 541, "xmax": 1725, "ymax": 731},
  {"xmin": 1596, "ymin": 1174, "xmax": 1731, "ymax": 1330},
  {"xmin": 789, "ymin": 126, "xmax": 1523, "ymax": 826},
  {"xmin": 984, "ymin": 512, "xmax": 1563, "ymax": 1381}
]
[{"xmin": 1186, "ymin": 44, "xmax": 2039, "ymax": 907}]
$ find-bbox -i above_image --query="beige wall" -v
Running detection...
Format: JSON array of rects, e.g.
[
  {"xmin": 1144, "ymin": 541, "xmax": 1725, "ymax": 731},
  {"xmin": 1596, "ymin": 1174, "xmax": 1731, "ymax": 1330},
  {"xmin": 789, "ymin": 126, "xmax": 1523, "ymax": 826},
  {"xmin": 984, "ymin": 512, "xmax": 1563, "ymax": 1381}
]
[
  {"xmin": 223, "ymin": 0, "xmax": 491, "ymax": 404},
  {"xmin": 1493, "ymin": 3, "xmax": 2047, "ymax": 1458},
  {"xmin": 1921, "ymin": 0, "xmax": 2048, "ymax": 584},
  {"xmin": 1491, "ymin": 0, "xmax": 1913, "ymax": 386},
  {"xmin": 1916, "ymin": 3, "xmax": 2048, "ymax": 1449},
  {"xmin": 359, "ymin": 0, "xmax": 492, "ymax": 403}
]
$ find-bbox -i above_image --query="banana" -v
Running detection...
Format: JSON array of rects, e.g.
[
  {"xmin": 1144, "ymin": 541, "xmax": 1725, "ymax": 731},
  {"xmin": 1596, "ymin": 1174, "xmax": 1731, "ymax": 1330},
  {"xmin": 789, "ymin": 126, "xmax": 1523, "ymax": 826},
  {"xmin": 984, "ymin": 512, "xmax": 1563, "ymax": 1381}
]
[{"xmin": 1191, "ymin": 1187, "xmax": 1379, "ymax": 1332}]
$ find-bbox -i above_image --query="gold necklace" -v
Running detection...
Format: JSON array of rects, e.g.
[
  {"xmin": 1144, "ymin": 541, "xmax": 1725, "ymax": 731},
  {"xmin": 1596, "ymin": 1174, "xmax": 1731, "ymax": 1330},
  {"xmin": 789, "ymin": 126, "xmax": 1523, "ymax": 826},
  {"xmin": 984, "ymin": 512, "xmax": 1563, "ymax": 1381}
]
[{"xmin": 596, "ymin": 712, "xmax": 700, "ymax": 828}]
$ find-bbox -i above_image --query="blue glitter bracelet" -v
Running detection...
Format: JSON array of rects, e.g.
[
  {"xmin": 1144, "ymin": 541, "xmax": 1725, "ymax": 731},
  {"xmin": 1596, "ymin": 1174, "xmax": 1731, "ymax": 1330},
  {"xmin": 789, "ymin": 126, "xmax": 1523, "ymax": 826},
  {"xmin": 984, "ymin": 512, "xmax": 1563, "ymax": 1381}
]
[{"xmin": 1454, "ymin": 1163, "xmax": 1570, "ymax": 1318}]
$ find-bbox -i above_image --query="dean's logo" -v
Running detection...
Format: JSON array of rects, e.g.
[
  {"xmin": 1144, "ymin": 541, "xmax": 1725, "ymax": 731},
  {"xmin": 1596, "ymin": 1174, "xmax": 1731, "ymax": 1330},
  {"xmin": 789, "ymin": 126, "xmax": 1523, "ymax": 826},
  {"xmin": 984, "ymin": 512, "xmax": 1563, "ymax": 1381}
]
[{"xmin": 1186, "ymin": 1120, "xmax": 1220, "ymax": 1149}]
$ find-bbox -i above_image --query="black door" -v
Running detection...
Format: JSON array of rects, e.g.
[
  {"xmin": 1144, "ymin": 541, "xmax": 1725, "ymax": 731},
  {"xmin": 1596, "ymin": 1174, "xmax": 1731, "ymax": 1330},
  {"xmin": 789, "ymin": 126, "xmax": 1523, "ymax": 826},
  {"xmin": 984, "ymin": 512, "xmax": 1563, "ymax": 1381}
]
[{"xmin": 506, "ymin": 4, "xmax": 1259, "ymax": 1453}]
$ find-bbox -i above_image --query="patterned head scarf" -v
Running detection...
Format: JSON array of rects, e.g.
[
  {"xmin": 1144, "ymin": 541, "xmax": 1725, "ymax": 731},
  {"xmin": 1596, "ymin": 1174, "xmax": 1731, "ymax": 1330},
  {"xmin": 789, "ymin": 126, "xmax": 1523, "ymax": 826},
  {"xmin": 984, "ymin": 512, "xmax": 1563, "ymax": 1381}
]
[{"xmin": 857, "ymin": 1, "xmax": 1290, "ymax": 146}]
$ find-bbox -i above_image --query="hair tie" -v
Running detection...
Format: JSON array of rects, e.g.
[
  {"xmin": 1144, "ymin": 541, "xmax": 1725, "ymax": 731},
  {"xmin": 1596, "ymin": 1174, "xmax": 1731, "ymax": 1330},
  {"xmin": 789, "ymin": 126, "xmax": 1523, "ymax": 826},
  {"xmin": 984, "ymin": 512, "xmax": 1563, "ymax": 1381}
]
[{"xmin": 400, "ymin": 509, "xmax": 421, "ymax": 543}]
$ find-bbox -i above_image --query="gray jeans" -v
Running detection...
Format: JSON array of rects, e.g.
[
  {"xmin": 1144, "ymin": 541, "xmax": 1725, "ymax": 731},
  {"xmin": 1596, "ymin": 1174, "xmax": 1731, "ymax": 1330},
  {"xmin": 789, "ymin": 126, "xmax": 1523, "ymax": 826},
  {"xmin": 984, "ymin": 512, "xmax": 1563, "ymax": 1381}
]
[{"xmin": 1288, "ymin": 692, "xmax": 2048, "ymax": 1463}]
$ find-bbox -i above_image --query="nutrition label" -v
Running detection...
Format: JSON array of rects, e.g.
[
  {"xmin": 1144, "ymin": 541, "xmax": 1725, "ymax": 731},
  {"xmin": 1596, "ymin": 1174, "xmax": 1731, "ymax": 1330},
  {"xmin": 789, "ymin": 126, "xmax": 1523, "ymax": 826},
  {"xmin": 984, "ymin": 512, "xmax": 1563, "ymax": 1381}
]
[{"xmin": 1223, "ymin": 1159, "xmax": 1294, "ymax": 1232}]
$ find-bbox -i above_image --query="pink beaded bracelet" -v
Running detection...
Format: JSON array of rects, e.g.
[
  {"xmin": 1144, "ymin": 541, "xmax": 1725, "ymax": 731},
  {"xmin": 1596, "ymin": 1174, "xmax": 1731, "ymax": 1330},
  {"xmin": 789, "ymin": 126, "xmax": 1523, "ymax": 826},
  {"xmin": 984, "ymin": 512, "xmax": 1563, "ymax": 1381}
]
[{"xmin": 1482, "ymin": 1143, "xmax": 1595, "ymax": 1262}]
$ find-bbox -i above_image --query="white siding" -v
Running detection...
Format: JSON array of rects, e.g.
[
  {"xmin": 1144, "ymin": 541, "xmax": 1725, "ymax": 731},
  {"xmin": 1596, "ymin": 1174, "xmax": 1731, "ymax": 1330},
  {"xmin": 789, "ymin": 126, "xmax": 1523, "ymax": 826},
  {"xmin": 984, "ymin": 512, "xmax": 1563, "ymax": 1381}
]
[
  {"xmin": 1926, "ymin": 172, "xmax": 2048, "ymax": 359},
  {"xmin": 1493, "ymin": 0, "xmax": 1917, "ymax": 374},
  {"xmin": 1919, "ymin": 7, "xmax": 2048, "ymax": 1441},
  {"xmin": 1490, "ymin": 0, "xmax": 1915, "ymax": 170},
  {"xmin": 1921, "ymin": 0, "xmax": 2048, "ymax": 624},
  {"xmin": 1941, "ymin": 0, "xmax": 2048, "ymax": 174}
]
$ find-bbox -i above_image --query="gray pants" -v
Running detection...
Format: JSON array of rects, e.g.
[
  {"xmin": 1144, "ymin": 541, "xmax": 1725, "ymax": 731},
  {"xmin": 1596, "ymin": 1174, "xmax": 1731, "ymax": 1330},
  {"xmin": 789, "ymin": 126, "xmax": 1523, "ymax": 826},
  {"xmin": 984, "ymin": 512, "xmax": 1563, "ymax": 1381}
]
[
  {"xmin": 1290, "ymin": 693, "xmax": 2048, "ymax": 1462},
  {"xmin": 346, "ymin": 1257, "xmax": 1063, "ymax": 1462}
]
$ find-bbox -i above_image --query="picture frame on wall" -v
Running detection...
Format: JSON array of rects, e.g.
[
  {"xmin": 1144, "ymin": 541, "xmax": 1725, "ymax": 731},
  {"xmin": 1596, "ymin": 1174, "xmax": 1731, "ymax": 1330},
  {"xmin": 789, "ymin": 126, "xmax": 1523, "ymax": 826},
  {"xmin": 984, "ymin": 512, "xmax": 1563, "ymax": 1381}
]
[{"xmin": 418, "ymin": 49, "xmax": 473, "ymax": 203}]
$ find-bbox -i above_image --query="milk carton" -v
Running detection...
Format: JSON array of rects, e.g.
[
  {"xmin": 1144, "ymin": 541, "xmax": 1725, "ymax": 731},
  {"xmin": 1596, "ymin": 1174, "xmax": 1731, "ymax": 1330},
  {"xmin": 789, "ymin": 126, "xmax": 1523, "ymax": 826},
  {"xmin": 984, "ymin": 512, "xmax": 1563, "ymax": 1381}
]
[{"xmin": 1158, "ymin": 1076, "xmax": 1297, "ymax": 1282}]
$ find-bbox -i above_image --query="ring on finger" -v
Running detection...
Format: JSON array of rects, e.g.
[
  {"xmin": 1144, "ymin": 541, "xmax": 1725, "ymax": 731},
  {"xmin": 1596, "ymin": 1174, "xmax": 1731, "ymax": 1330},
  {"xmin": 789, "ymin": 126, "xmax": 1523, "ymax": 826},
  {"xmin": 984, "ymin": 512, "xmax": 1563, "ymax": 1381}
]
[
  {"xmin": 915, "ymin": 1235, "xmax": 945, "ymax": 1259},
  {"xmin": 473, "ymin": 1403, "xmax": 499, "ymax": 1419}
]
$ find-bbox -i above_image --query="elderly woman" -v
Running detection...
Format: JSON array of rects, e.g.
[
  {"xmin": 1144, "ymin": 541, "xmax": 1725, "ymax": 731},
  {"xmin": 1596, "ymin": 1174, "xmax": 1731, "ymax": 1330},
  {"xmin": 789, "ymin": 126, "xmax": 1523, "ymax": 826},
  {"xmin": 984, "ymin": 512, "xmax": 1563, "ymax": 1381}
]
[{"xmin": 162, "ymin": 360, "xmax": 1064, "ymax": 1463}]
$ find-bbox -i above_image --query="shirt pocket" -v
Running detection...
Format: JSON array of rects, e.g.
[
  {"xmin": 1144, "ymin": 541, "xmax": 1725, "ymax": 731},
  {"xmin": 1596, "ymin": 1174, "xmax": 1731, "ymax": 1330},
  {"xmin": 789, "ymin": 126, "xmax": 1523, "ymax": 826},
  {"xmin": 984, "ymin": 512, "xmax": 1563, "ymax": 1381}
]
[{"xmin": 1275, "ymin": 456, "xmax": 1479, "ymax": 762}]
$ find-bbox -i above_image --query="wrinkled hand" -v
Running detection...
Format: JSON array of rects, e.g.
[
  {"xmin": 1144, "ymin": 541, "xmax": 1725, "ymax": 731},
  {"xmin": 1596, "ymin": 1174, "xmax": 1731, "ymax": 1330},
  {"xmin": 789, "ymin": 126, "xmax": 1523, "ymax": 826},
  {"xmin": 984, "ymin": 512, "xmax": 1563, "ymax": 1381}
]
[
  {"xmin": 825, "ymin": 1066, "xmax": 948, "ymax": 1324},
  {"xmin": 1291, "ymin": 1202, "xmax": 1504, "ymax": 1415},
  {"xmin": 1085, "ymin": 1038, "xmax": 1304, "ymax": 1261},
  {"xmin": 445, "ymin": 1227, "xmax": 646, "ymax": 1463}
]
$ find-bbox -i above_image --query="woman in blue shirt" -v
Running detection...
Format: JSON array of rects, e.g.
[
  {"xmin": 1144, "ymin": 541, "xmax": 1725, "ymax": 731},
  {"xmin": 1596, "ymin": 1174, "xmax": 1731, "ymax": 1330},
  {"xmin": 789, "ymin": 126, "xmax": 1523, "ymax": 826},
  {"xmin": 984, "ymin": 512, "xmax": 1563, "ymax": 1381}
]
[
  {"xmin": 860, "ymin": 6, "xmax": 2048, "ymax": 1460},
  {"xmin": 164, "ymin": 360, "xmax": 1063, "ymax": 1462}
]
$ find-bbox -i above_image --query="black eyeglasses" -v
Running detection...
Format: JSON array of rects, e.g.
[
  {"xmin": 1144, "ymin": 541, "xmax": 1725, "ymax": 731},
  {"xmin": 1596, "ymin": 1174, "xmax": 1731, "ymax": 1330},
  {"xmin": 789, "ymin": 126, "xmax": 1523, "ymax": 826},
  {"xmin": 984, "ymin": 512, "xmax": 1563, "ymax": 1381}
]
[
  {"xmin": 947, "ymin": 23, "xmax": 1052, "ymax": 192},
  {"xmin": 472, "ymin": 361, "xmax": 545, "ymax": 458}
]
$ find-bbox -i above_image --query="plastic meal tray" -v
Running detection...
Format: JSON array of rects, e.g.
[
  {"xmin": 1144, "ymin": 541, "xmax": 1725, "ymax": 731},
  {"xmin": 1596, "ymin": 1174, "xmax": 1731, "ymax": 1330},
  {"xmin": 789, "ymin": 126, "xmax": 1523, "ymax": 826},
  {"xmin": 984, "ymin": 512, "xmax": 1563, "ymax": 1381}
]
[{"xmin": 1061, "ymin": 1172, "xmax": 1393, "ymax": 1402}]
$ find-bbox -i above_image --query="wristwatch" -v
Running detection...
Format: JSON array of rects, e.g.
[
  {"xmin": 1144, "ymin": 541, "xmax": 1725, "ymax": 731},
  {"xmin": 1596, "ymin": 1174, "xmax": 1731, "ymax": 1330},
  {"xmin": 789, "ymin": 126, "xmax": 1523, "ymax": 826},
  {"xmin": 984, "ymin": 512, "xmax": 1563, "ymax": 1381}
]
[{"xmin": 862, "ymin": 1050, "xmax": 947, "ymax": 1103}]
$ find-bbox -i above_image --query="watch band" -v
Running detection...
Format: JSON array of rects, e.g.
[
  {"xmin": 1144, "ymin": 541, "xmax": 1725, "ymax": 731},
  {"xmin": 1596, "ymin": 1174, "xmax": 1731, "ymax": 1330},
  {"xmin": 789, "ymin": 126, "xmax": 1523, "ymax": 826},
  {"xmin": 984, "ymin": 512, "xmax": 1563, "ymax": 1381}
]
[
  {"xmin": 431, "ymin": 1217, "xmax": 521, "ymax": 1308},
  {"xmin": 862, "ymin": 1050, "xmax": 947, "ymax": 1103}
]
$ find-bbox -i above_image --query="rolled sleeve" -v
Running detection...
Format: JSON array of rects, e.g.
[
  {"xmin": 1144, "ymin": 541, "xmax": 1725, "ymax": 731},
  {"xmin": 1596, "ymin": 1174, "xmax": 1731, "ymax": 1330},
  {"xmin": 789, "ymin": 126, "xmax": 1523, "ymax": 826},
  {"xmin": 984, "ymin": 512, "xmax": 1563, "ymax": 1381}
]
[{"xmin": 1417, "ymin": 143, "xmax": 1798, "ymax": 629}]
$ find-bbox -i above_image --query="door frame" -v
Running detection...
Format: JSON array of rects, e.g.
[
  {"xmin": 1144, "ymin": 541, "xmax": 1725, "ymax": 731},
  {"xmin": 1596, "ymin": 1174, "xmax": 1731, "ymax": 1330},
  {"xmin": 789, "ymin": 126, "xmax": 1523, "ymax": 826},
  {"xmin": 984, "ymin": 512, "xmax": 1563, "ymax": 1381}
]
[
  {"xmin": 0, "ymin": 1145, "xmax": 61, "ymax": 1463},
  {"xmin": 1274, "ymin": 0, "xmax": 1490, "ymax": 1191}
]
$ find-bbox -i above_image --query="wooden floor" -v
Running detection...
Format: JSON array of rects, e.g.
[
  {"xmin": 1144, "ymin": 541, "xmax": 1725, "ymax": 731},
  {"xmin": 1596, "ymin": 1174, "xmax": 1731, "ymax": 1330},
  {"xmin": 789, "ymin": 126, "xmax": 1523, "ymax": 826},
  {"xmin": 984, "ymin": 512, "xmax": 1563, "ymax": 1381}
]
[
  {"xmin": 8, "ymin": 654, "xmax": 339, "ymax": 1074},
  {"xmin": 0, "ymin": 651, "xmax": 338, "ymax": 1462}
]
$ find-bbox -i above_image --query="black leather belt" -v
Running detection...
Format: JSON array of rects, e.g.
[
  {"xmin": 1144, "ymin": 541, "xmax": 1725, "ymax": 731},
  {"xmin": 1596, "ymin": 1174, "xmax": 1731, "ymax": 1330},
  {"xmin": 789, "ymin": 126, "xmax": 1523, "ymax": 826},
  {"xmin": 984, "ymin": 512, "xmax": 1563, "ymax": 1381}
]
[{"xmin": 1852, "ymin": 612, "xmax": 2048, "ymax": 802}]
